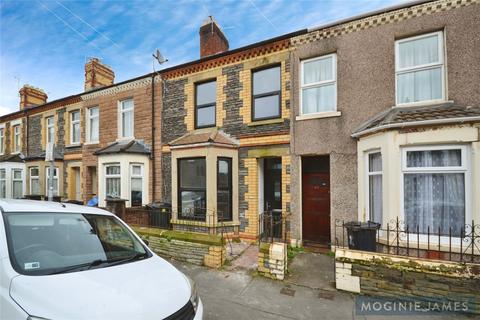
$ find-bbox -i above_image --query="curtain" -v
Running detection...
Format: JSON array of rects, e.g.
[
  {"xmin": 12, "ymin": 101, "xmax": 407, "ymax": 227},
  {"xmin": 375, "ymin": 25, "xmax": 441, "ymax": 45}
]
[
  {"xmin": 302, "ymin": 84, "xmax": 335, "ymax": 114},
  {"xmin": 303, "ymin": 56, "xmax": 333, "ymax": 84},
  {"xmin": 122, "ymin": 110, "xmax": 133, "ymax": 137},
  {"xmin": 13, "ymin": 181, "xmax": 22, "ymax": 199},
  {"xmin": 399, "ymin": 35, "xmax": 438, "ymax": 69},
  {"xmin": 404, "ymin": 150, "xmax": 465, "ymax": 236},
  {"xmin": 397, "ymin": 68, "xmax": 441, "ymax": 104},
  {"xmin": 368, "ymin": 153, "xmax": 382, "ymax": 224},
  {"xmin": 106, "ymin": 177, "xmax": 121, "ymax": 198}
]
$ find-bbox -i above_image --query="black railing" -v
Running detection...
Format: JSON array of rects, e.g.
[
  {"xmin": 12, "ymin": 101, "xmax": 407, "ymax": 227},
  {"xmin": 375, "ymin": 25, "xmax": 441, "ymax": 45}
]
[
  {"xmin": 259, "ymin": 211, "xmax": 289, "ymax": 243},
  {"xmin": 335, "ymin": 217, "xmax": 480, "ymax": 263}
]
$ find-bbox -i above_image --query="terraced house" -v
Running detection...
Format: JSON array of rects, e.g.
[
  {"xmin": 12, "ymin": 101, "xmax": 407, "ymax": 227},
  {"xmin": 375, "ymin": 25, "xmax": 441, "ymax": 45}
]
[{"xmin": 0, "ymin": 0, "xmax": 479, "ymax": 250}]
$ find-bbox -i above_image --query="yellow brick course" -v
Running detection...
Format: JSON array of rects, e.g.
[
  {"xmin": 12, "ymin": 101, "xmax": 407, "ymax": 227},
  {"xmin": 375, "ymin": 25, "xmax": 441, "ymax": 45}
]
[
  {"xmin": 243, "ymin": 158, "xmax": 258, "ymax": 237},
  {"xmin": 239, "ymin": 134, "xmax": 290, "ymax": 147}
]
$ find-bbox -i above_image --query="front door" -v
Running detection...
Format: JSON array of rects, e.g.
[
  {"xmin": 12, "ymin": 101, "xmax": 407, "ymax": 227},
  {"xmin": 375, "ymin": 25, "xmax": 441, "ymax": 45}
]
[
  {"xmin": 302, "ymin": 170, "xmax": 331, "ymax": 244},
  {"xmin": 264, "ymin": 158, "xmax": 282, "ymax": 212}
]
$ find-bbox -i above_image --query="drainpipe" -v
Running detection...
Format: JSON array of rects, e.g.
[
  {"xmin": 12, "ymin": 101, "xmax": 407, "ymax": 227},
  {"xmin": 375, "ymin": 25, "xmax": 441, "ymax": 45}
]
[{"xmin": 151, "ymin": 73, "xmax": 156, "ymax": 202}]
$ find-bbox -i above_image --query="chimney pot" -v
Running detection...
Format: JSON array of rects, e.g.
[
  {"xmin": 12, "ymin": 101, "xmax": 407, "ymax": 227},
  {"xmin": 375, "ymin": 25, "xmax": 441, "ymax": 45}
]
[
  {"xmin": 199, "ymin": 16, "xmax": 229, "ymax": 58},
  {"xmin": 84, "ymin": 57, "xmax": 115, "ymax": 91},
  {"xmin": 19, "ymin": 85, "xmax": 47, "ymax": 110}
]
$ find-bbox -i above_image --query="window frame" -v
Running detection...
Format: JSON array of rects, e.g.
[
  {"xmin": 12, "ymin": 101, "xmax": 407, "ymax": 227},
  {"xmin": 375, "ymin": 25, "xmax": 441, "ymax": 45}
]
[
  {"xmin": 105, "ymin": 164, "xmax": 121, "ymax": 198},
  {"xmin": 300, "ymin": 53, "xmax": 337, "ymax": 116},
  {"xmin": 395, "ymin": 31, "xmax": 445, "ymax": 106},
  {"xmin": 0, "ymin": 168, "xmax": 6, "ymax": 198},
  {"xmin": 365, "ymin": 151, "xmax": 382, "ymax": 224},
  {"xmin": 12, "ymin": 169, "xmax": 23, "ymax": 199},
  {"xmin": 46, "ymin": 116, "xmax": 55, "ymax": 144},
  {"xmin": 130, "ymin": 163, "xmax": 144, "ymax": 207},
  {"xmin": 45, "ymin": 167, "xmax": 59, "ymax": 197},
  {"xmin": 194, "ymin": 79, "xmax": 217, "ymax": 129},
  {"xmin": 118, "ymin": 98, "xmax": 134, "ymax": 140},
  {"xmin": 217, "ymin": 157, "xmax": 232, "ymax": 222},
  {"xmin": 251, "ymin": 64, "xmax": 282, "ymax": 121},
  {"xmin": 86, "ymin": 106, "xmax": 99, "ymax": 144},
  {"xmin": 13, "ymin": 125, "xmax": 21, "ymax": 153},
  {"xmin": 29, "ymin": 167, "xmax": 40, "ymax": 195},
  {"xmin": 399, "ymin": 144, "xmax": 471, "ymax": 244},
  {"xmin": 70, "ymin": 110, "xmax": 81, "ymax": 145},
  {"xmin": 0, "ymin": 127, "xmax": 4, "ymax": 154},
  {"xmin": 177, "ymin": 157, "xmax": 207, "ymax": 221}
]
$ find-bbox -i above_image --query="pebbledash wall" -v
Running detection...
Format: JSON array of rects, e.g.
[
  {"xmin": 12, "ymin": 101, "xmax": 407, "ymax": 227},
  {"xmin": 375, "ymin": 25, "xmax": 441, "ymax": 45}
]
[
  {"xmin": 288, "ymin": 0, "xmax": 480, "ymax": 245},
  {"xmin": 335, "ymin": 248, "xmax": 480, "ymax": 314},
  {"xmin": 161, "ymin": 39, "xmax": 294, "ymax": 240}
]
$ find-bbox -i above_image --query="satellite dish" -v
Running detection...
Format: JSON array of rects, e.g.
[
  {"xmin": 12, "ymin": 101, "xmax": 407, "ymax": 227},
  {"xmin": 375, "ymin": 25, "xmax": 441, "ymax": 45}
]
[{"xmin": 153, "ymin": 49, "xmax": 168, "ymax": 65}]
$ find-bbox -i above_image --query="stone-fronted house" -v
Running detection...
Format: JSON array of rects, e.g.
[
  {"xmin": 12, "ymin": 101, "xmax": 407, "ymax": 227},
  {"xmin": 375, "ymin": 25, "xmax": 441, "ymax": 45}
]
[{"xmin": 288, "ymin": 0, "xmax": 480, "ymax": 247}]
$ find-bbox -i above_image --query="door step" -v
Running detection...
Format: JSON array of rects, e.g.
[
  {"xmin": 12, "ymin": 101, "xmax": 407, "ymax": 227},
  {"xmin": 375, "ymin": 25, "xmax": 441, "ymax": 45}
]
[{"xmin": 303, "ymin": 241, "xmax": 331, "ymax": 254}]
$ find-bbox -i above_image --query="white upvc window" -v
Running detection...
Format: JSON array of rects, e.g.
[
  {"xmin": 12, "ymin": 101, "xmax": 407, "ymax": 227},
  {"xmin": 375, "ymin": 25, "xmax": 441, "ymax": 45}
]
[
  {"xmin": 45, "ymin": 167, "xmax": 59, "ymax": 197},
  {"xmin": 401, "ymin": 145, "xmax": 469, "ymax": 238},
  {"xmin": 366, "ymin": 151, "xmax": 382, "ymax": 225},
  {"xmin": 30, "ymin": 167, "xmax": 40, "ymax": 195},
  {"xmin": 70, "ymin": 110, "xmax": 81, "ymax": 145},
  {"xmin": 395, "ymin": 31, "xmax": 445, "ymax": 105},
  {"xmin": 130, "ymin": 164, "xmax": 143, "ymax": 207},
  {"xmin": 118, "ymin": 99, "xmax": 134, "ymax": 139},
  {"xmin": 105, "ymin": 164, "xmax": 121, "ymax": 198},
  {"xmin": 300, "ymin": 53, "xmax": 337, "ymax": 115},
  {"xmin": 13, "ymin": 125, "xmax": 21, "ymax": 153},
  {"xmin": 46, "ymin": 116, "xmax": 55, "ymax": 144},
  {"xmin": 0, "ymin": 127, "xmax": 4, "ymax": 154},
  {"xmin": 0, "ymin": 169, "xmax": 6, "ymax": 198},
  {"xmin": 12, "ymin": 169, "xmax": 23, "ymax": 199},
  {"xmin": 86, "ymin": 107, "xmax": 99, "ymax": 143}
]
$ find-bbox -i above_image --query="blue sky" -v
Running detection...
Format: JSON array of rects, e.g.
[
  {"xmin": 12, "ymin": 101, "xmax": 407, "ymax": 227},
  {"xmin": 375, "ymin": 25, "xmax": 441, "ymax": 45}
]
[{"xmin": 0, "ymin": 0, "xmax": 402, "ymax": 115}]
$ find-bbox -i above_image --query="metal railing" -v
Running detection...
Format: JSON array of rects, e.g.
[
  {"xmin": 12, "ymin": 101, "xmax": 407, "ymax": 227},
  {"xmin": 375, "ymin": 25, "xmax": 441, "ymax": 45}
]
[
  {"xmin": 335, "ymin": 217, "xmax": 480, "ymax": 263},
  {"xmin": 259, "ymin": 211, "xmax": 289, "ymax": 243}
]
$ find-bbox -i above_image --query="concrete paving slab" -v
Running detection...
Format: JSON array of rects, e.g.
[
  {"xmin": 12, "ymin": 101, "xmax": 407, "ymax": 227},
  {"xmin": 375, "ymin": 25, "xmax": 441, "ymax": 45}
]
[{"xmin": 286, "ymin": 252, "xmax": 336, "ymax": 290}]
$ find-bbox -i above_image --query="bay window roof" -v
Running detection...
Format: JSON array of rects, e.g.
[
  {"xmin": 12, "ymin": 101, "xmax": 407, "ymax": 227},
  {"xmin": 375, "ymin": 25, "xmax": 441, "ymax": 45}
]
[
  {"xmin": 94, "ymin": 139, "xmax": 151, "ymax": 155},
  {"xmin": 352, "ymin": 103, "xmax": 480, "ymax": 138},
  {"xmin": 169, "ymin": 129, "xmax": 238, "ymax": 149}
]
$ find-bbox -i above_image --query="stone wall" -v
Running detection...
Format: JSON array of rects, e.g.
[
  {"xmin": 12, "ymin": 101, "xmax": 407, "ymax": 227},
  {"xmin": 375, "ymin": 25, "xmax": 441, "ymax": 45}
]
[
  {"xmin": 335, "ymin": 248, "xmax": 480, "ymax": 314},
  {"xmin": 258, "ymin": 242, "xmax": 287, "ymax": 280},
  {"xmin": 134, "ymin": 227, "xmax": 225, "ymax": 268}
]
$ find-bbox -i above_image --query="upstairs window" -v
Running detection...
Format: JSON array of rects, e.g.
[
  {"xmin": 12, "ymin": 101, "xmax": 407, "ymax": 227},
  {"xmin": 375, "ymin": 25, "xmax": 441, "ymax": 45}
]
[
  {"xmin": 195, "ymin": 81, "xmax": 216, "ymax": 128},
  {"xmin": 301, "ymin": 54, "xmax": 337, "ymax": 114},
  {"xmin": 119, "ymin": 99, "xmax": 134, "ymax": 139},
  {"xmin": 70, "ymin": 110, "xmax": 80, "ymax": 145},
  {"xmin": 0, "ymin": 128, "xmax": 4, "ymax": 154},
  {"xmin": 252, "ymin": 66, "xmax": 281, "ymax": 121},
  {"xmin": 30, "ymin": 167, "xmax": 40, "ymax": 195},
  {"xmin": 46, "ymin": 116, "xmax": 55, "ymax": 144},
  {"xmin": 87, "ymin": 107, "xmax": 99, "ymax": 143},
  {"xmin": 396, "ymin": 31, "xmax": 444, "ymax": 105},
  {"xmin": 13, "ymin": 125, "xmax": 21, "ymax": 153}
]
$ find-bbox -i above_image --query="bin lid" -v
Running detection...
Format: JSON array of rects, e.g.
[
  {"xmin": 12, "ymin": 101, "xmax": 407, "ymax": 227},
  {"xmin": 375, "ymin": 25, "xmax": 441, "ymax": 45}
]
[{"xmin": 344, "ymin": 221, "xmax": 380, "ymax": 230}]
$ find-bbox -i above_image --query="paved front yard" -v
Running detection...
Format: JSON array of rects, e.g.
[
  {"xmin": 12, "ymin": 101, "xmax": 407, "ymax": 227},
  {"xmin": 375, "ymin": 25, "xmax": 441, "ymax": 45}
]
[{"xmin": 169, "ymin": 252, "xmax": 473, "ymax": 320}]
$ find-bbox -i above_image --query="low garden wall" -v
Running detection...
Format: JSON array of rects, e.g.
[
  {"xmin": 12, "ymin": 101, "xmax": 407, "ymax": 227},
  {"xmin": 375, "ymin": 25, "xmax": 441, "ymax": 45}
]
[
  {"xmin": 258, "ymin": 242, "xmax": 287, "ymax": 280},
  {"xmin": 335, "ymin": 248, "xmax": 480, "ymax": 314},
  {"xmin": 134, "ymin": 227, "xmax": 225, "ymax": 268}
]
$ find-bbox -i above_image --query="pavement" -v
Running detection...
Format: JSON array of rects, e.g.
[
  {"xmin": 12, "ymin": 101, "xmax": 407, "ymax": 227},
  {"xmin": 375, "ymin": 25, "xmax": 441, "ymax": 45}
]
[{"xmin": 167, "ymin": 251, "xmax": 476, "ymax": 320}]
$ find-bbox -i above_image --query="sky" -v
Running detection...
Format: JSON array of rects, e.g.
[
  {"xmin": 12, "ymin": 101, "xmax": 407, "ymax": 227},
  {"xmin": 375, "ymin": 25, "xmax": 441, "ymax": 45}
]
[{"xmin": 0, "ymin": 0, "xmax": 403, "ymax": 116}]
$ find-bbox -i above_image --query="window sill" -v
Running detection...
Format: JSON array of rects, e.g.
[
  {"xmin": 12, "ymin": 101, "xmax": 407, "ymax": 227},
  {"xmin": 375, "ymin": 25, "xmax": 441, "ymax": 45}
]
[
  {"xmin": 84, "ymin": 141, "xmax": 99, "ymax": 146},
  {"xmin": 394, "ymin": 99, "xmax": 452, "ymax": 108},
  {"xmin": 296, "ymin": 111, "xmax": 341, "ymax": 121},
  {"xmin": 116, "ymin": 137, "xmax": 135, "ymax": 142},
  {"xmin": 66, "ymin": 143, "xmax": 82, "ymax": 148},
  {"xmin": 247, "ymin": 118, "xmax": 284, "ymax": 127}
]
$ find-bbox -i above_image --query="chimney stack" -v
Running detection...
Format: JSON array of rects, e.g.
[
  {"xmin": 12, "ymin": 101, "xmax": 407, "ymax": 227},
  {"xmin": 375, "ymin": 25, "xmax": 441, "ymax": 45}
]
[
  {"xmin": 84, "ymin": 58, "xmax": 115, "ymax": 91},
  {"xmin": 199, "ymin": 16, "xmax": 229, "ymax": 58},
  {"xmin": 19, "ymin": 85, "xmax": 47, "ymax": 110}
]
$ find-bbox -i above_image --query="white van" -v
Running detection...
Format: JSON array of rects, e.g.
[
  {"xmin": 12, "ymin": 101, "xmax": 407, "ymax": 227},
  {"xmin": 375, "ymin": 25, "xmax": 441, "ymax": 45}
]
[{"xmin": 0, "ymin": 200, "xmax": 203, "ymax": 320}]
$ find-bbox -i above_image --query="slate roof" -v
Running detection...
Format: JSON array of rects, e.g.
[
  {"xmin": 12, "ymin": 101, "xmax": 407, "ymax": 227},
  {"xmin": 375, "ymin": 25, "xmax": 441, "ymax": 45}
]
[
  {"xmin": 0, "ymin": 153, "xmax": 24, "ymax": 163},
  {"xmin": 24, "ymin": 149, "xmax": 64, "ymax": 161},
  {"xmin": 352, "ymin": 103, "xmax": 480, "ymax": 138},
  {"xmin": 169, "ymin": 129, "xmax": 238, "ymax": 148},
  {"xmin": 94, "ymin": 139, "xmax": 151, "ymax": 155}
]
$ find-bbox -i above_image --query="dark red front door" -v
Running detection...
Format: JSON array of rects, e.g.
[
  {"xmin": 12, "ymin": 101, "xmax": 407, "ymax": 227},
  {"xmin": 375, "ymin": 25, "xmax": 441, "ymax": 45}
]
[{"xmin": 302, "ymin": 172, "xmax": 331, "ymax": 244}]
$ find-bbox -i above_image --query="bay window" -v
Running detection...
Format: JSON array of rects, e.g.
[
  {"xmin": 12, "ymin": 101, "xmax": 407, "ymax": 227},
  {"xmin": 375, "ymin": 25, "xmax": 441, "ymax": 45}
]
[
  {"xmin": 130, "ymin": 164, "xmax": 143, "ymax": 207},
  {"xmin": 0, "ymin": 169, "xmax": 6, "ymax": 198},
  {"xmin": 119, "ymin": 99, "xmax": 134, "ymax": 139},
  {"xmin": 366, "ymin": 152, "xmax": 382, "ymax": 224},
  {"xmin": 30, "ymin": 167, "xmax": 40, "ymax": 195},
  {"xmin": 301, "ymin": 54, "xmax": 336, "ymax": 114},
  {"xmin": 12, "ymin": 169, "xmax": 23, "ymax": 199},
  {"xmin": 178, "ymin": 158, "xmax": 206, "ymax": 220},
  {"xmin": 252, "ymin": 66, "xmax": 281, "ymax": 121},
  {"xmin": 87, "ymin": 107, "xmax": 99, "ymax": 143},
  {"xmin": 105, "ymin": 164, "xmax": 121, "ymax": 198},
  {"xmin": 396, "ymin": 31, "xmax": 444, "ymax": 105},
  {"xmin": 403, "ymin": 146, "xmax": 467, "ymax": 237},
  {"xmin": 217, "ymin": 158, "xmax": 232, "ymax": 221},
  {"xmin": 70, "ymin": 110, "xmax": 80, "ymax": 144},
  {"xmin": 45, "ymin": 167, "xmax": 59, "ymax": 196},
  {"xmin": 195, "ymin": 80, "xmax": 216, "ymax": 128}
]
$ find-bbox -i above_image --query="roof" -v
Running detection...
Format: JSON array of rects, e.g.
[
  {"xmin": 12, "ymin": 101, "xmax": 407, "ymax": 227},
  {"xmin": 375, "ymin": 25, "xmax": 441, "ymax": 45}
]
[
  {"xmin": 0, "ymin": 153, "xmax": 24, "ymax": 163},
  {"xmin": 94, "ymin": 139, "xmax": 151, "ymax": 156},
  {"xmin": 352, "ymin": 102, "xmax": 480, "ymax": 138},
  {"xmin": 169, "ymin": 129, "xmax": 239, "ymax": 148},
  {"xmin": 0, "ymin": 199, "xmax": 112, "ymax": 215},
  {"xmin": 24, "ymin": 149, "xmax": 64, "ymax": 161}
]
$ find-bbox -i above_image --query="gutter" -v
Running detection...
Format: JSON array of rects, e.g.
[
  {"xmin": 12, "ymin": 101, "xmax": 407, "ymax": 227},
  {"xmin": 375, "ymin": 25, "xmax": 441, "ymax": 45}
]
[{"xmin": 351, "ymin": 116, "xmax": 480, "ymax": 138}]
